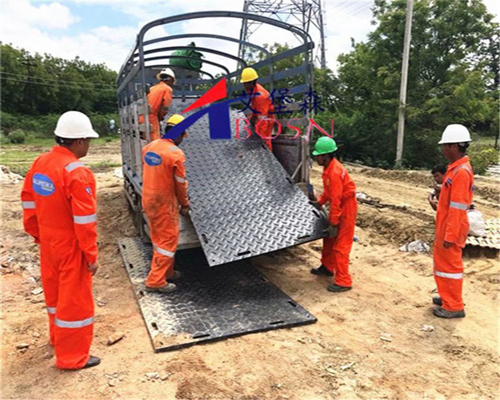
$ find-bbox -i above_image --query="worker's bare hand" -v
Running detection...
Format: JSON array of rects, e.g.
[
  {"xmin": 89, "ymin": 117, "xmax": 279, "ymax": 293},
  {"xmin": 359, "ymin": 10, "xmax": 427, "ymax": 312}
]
[
  {"xmin": 180, "ymin": 206, "xmax": 190, "ymax": 216},
  {"xmin": 88, "ymin": 262, "xmax": 99, "ymax": 276},
  {"xmin": 443, "ymin": 241, "xmax": 453, "ymax": 249},
  {"xmin": 324, "ymin": 224, "xmax": 339, "ymax": 238},
  {"xmin": 427, "ymin": 193, "xmax": 437, "ymax": 211}
]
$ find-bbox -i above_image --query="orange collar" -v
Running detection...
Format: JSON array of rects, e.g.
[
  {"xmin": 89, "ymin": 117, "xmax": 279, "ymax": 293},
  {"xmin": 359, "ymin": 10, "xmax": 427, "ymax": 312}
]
[
  {"xmin": 323, "ymin": 158, "xmax": 337, "ymax": 175},
  {"xmin": 53, "ymin": 145, "xmax": 78, "ymax": 159},
  {"xmin": 447, "ymin": 156, "xmax": 469, "ymax": 172}
]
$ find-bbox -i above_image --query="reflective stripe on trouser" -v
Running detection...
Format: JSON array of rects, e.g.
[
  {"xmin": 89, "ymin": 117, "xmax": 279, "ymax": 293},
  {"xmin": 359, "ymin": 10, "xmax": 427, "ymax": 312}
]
[
  {"xmin": 321, "ymin": 197, "xmax": 357, "ymax": 287},
  {"xmin": 40, "ymin": 238, "xmax": 94, "ymax": 369},
  {"xmin": 145, "ymin": 211, "xmax": 179, "ymax": 288},
  {"xmin": 433, "ymin": 240, "xmax": 464, "ymax": 311}
]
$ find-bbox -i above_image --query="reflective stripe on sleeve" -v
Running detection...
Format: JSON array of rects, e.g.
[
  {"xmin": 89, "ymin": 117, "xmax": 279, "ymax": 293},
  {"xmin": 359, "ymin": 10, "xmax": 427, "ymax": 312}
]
[
  {"xmin": 46, "ymin": 307, "xmax": 56, "ymax": 314},
  {"xmin": 22, "ymin": 201, "xmax": 36, "ymax": 209},
  {"xmin": 435, "ymin": 271, "xmax": 463, "ymax": 280},
  {"xmin": 73, "ymin": 213, "xmax": 97, "ymax": 224},
  {"xmin": 174, "ymin": 175, "xmax": 187, "ymax": 183},
  {"xmin": 153, "ymin": 244, "xmax": 175, "ymax": 258},
  {"xmin": 55, "ymin": 316, "xmax": 94, "ymax": 328},
  {"xmin": 450, "ymin": 201, "xmax": 469, "ymax": 211},
  {"xmin": 65, "ymin": 161, "xmax": 84, "ymax": 172}
]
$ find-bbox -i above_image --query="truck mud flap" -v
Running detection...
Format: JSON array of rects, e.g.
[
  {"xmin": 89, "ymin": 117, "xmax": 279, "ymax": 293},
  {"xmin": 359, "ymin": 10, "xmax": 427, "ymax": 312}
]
[{"xmin": 118, "ymin": 237, "xmax": 317, "ymax": 352}]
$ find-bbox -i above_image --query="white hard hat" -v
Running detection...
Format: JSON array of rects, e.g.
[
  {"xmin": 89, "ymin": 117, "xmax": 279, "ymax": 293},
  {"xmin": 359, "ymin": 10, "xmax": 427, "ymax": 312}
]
[
  {"xmin": 54, "ymin": 111, "xmax": 99, "ymax": 139},
  {"xmin": 156, "ymin": 67, "xmax": 176, "ymax": 83},
  {"xmin": 438, "ymin": 124, "xmax": 471, "ymax": 145}
]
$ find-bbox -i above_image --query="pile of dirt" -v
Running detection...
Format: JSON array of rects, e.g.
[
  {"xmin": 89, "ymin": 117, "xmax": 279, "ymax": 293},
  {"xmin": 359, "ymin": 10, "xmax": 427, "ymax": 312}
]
[
  {"xmin": 357, "ymin": 205, "xmax": 435, "ymax": 246},
  {"xmin": 358, "ymin": 167, "xmax": 432, "ymax": 188},
  {"xmin": 0, "ymin": 165, "xmax": 23, "ymax": 185},
  {"xmin": 356, "ymin": 165, "xmax": 500, "ymax": 204}
]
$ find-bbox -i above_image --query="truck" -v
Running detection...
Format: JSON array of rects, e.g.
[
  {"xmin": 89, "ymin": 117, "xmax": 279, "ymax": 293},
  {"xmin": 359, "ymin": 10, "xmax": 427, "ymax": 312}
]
[
  {"xmin": 116, "ymin": 11, "xmax": 319, "ymax": 253},
  {"xmin": 116, "ymin": 11, "xmax": 326, "ymax": 351}
]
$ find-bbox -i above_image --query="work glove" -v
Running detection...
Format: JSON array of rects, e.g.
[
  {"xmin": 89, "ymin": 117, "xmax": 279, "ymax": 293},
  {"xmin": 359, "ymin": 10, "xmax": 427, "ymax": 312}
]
[{"xmin": 323, "ymin": 224, "xmax": 339, "ymax": 238}]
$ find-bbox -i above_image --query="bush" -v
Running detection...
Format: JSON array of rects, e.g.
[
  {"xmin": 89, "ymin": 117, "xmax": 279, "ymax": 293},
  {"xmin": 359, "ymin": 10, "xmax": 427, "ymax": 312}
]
[
  {"xmin": 0, "ymin": 111, "xmax": 120, "ymax": 138},
  {"xmin": 469, "ymin": 145, "xmax": 499, "ymax": 175},
  {"xmin": 0, "ymin": 131, "xmax": 9, "ymax": 145},
  {"xmin": 8, "ymin": 129, "xmax": 26, "ymax": 144}
]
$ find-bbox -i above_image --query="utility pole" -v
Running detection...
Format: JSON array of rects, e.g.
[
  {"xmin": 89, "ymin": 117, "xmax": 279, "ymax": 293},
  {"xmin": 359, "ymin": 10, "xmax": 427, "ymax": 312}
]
[
  {"xmin": 21, "ymin": 56, "xmax": 36, "ymax": 115},
  {"xmin": 395, "ymin": 0, "xmax": 414, "ymax": 168}
]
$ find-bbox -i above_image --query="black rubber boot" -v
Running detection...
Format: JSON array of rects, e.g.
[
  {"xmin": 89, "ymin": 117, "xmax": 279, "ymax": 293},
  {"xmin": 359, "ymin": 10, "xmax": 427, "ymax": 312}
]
[
  {"xmin": 310, "ymin": 265, "xmax": 333, "ymax": 276},
  {"xmin": 432, "ymin": 296, "xmax": 442, "ymax": 306},
  {"xmin": 83, "ymin": 355, "xmax": 101, "ymax": 369},
  {"xmin": 169, "ymin": 270, "xmax": 181, "ymax": 282},
  {"xmin": 327, "ymin": 284, "xmax": 352, "ymax": 293},
  {"xmin": 432, "ymin": 307, "xmax": 465, "ymax": 319}
]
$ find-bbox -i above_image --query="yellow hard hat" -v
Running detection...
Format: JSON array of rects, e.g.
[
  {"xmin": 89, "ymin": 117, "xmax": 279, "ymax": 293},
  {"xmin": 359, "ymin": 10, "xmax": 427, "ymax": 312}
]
[
  {"xmin": 240, "ymin": 67, "xmax": 259, "ymax": 83},
  {"xmin": 166, "ymin": 114, "xmax": 185, "ymax": 126},
  {"xmin": 166, "ymin": 114, "xmax": 187, "ymax": 137}
]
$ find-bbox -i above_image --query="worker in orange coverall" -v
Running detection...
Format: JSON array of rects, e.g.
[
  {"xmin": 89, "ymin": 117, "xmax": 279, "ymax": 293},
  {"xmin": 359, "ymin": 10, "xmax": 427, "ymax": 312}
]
[
  {"xmin": 142, "ymin": 114, "xmax": 190, "ymax": 293},
  {"xmin": 431, "ymin": 124, "xmax": 473, "ymax": 319},
  {"xmin": 141, "ymin": 68, "xmax": 175, "ymax": 141},
  {"xmin": 21, "ymin": 111, "xmax": 101, "ymax": 369},
  {"xmin": 310, "ymin": 137, "xmax": 357, "ymax": 292},
  {"xmin": 240, "ymin": 67, "xmax": 275, "ymax": 151}
]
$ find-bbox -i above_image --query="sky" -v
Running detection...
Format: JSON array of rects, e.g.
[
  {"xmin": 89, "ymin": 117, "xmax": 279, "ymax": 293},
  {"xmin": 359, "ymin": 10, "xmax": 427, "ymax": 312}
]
[{"xmin": 0, "ymin": 0, "xmax": 499, "ymax": 75}]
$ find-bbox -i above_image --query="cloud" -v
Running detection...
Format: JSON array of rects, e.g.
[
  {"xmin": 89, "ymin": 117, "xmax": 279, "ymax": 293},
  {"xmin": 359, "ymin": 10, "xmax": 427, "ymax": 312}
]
[{"xmin": 1, "ymin": 0, "xmax": 79, "ymax": 30}]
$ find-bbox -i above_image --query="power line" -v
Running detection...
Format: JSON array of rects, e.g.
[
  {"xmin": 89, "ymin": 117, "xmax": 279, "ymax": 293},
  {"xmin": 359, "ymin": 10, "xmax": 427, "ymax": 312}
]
[
  {"xmin": 0, "ymin": 72, "xmax": 116, "ymax": 88},
  {"xmin": 0, "ymin": 76, "xmax": 117, "ymax": 91},
  {"xmin": 343, "ymin": 2, "xmax": 373, "ymax": 18}
]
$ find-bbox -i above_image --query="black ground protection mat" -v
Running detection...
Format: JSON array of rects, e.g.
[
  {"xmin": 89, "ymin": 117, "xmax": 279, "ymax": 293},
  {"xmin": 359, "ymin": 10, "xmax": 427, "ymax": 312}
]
[
  {"xmin": 181, "ymin": 111, "xmax": 327, "ymax": 266},
  {"xmin": 118, "ymin": 237, "xmax": 317, "ymax": 352}
]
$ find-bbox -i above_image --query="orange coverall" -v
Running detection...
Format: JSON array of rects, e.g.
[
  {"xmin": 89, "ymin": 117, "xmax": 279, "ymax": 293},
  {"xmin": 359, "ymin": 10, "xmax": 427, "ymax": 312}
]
[
  {"xmin": 142, "ymin": 139, "xmax": 189, "ymax": 287},
  {"xmin": 318, "ymin": 158, "xmax": 358, "ymax": 287},
  {"xmin": 21, "ymin": 146, "xmax": 97, "ymax": 369},
  {"xmin": 434, "ymin": 156, "xmax": 473, "ymax": 311},
  {"xmin": 250, "ymin": 83, "xmax": 275, "ymax": 151},
  {"xmin": 140, "ymin": 81, "xmax": 173, "ymax": 141}
]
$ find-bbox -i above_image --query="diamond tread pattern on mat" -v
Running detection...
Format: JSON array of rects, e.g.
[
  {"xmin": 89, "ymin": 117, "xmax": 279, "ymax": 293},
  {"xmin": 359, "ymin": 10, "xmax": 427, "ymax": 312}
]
[
  {"xmin": 181, "ymin": 111, "xmax": 327, "ymax": 266},
  {"xmin": 118, "ymin": 237, "xmax": 317, "ymax": 352}
]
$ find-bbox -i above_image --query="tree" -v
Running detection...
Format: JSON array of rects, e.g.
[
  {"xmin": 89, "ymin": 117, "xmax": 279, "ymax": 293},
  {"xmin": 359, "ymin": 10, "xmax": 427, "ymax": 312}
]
[
  {"xmin": 0, "ymin": 44, "xmax": 118, "ymax": 116},
  {"xmin": 335, "ymin": 0, "xmax": 498, "ymax": 168}
]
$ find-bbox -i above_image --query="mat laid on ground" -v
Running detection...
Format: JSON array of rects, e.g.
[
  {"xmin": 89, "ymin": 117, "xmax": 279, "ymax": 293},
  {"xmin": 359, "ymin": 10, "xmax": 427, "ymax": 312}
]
[
  {"xmin": 118, "ymin": 237, "xmax": 317, "ymax": 352},
  {"xmin": 181, "ymin": 111, "xmax": 327, "ymax": 267},
  {"xmin": 466, "ymin": 219, "xmax": 500, "ymax": 250}
]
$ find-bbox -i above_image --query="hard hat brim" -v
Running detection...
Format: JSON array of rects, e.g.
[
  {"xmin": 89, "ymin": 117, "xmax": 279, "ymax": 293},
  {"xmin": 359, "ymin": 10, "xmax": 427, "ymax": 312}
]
[
  {"xmin": 240, "ymin": 77, "xmax": 256, "ymax": 83},
  {"xmin": 438, "ymin": 138, "xmax": 471, "ymax": 145},
  {"xmin": 55, "ymin": 130, "xmax": 99, "ymax": 139},
  {"xmin": 156, "ymin": 72, "xmax": 177, "ymax": 84}
]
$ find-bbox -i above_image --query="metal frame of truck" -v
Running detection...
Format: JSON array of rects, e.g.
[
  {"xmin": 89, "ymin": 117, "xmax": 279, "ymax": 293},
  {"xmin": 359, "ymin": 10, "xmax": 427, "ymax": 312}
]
[{"xmin": 117, "ymin": 11, "xmax": 315, "ymax": 249}]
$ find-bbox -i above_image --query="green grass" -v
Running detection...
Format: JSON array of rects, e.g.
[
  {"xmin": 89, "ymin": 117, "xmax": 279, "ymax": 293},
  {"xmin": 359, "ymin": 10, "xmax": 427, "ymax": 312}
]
[
  {"xmin": 0, "ymin": 136, "xmax": 121, "ymax": 176},
  {"xmin": 1, "ymin": 136, "xmax": 120, "ymax": 148},
  {"xmin": 88, "ymin": 161, "xmax": 122, "ymax": 168}
]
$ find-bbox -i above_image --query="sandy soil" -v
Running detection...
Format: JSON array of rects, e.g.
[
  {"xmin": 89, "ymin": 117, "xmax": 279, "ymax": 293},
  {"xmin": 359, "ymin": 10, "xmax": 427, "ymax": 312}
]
[{"xmin": 1, "ymin": 146, "xmax": 499, "ymax": 400}]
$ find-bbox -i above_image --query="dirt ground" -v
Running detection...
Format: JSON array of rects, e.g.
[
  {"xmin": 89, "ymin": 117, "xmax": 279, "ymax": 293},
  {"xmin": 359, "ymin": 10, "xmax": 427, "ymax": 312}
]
[{"xmin": 1, "ymin": 142, "xmax": 499, "ymax": 400}]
